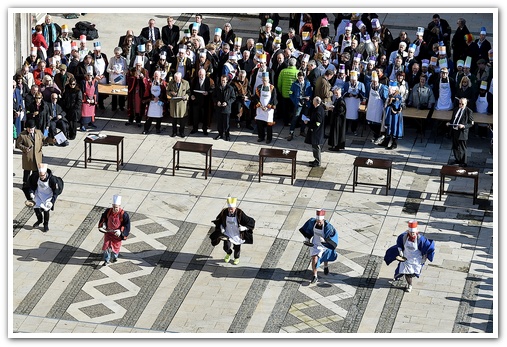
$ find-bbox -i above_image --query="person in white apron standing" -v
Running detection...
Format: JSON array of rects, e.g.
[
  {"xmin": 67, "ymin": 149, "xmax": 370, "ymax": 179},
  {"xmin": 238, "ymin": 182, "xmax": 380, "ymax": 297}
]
[
  {"xmin": 107, "ymin": 47, "xmax": 128, "ymax": 111},
  {"xmin": 384, "ymin": 220, "xmax": 435, "ymax": 293},
  {"xmin": 343, "ymin": 71, "xmax": 366, "ymax": 135},
  {"xmin": 433, "ymin": 67, "xmax": 455, "ymax": 110},
  {"xmin": 365, "ymin": 71, "xmax": 388, "ymax": 143},
  {"xmin": 209, "ymin": 197, "xmax": 256, "ymax": 266},
  {"xmin": 92, "ymin": 42, "xmax": 109, "ymax": 110},
  {"xmin": 143, "ymin": 71, "xmax": 167, "ymax": 134},
  {"xmin": 254, "ymin": 72, "xmax": 278, "ymax": 144}
]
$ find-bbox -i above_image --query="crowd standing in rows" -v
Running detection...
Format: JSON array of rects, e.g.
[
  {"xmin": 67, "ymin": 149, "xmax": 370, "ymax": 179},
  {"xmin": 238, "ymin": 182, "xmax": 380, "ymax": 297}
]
[{"xmin": 14, "ymin": 13, "xmax": 494, "ymax": 170}]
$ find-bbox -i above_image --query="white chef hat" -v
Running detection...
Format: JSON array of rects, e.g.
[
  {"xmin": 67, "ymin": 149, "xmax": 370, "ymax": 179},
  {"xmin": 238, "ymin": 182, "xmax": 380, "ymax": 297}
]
[{"xmin": 113, "ymin": 194, "xmax": 122, "ymax": 205}]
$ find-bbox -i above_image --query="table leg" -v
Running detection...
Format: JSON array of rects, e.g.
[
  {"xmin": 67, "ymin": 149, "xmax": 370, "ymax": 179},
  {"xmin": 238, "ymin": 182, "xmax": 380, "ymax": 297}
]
[
  {"xmin": 84, "ymin": 142, "xmax": 87, "ymax": 168},
  {"xmin": 172, "ymin": 149, "xmax": 176, "ymax": 176},
  {"xmin": 473, "ymin": 177, "xmax": 478, "ymax": 204},
  {"xmin": 121, "ymin": 139, "xmax": 124, "ymax": 165},
  {"xmin": 204, "ymin": 152, "xmax": 208, "ymax": 179},
  {"xmin": 208, "ymin": 148, "xmax": 212, "ymax": 174},
  {"xmin": 116, "ymin": 143, "xmax": 120, "ymax": 171},
  {"xmin": 292, "ymin": 158, "xmax": 295, "ymax": 185},
  {"xmin": 439, "ymin": 174, "xmax": 444, "ymax": 201},
  {"xmin": 352, "ymin": 166, "xmax": 357, "ymax": 192},
  {"xmin": 385, "ymin": 168, "xmax": 388, "ymax": 196},
  {"xmin": 258, "ymin": 156, "xmax": 262, "ymax": 182}
]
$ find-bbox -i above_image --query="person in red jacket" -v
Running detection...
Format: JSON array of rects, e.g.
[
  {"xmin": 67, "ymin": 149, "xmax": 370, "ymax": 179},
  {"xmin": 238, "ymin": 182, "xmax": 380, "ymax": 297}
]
[{"xmin": 31, "ymin": 24, "xmax": 49, "ymax": 61}]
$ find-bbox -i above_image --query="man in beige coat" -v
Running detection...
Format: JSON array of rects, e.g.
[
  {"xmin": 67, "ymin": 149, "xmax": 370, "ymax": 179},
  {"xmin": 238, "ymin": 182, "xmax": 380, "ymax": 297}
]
[
  {"xmin": 167, "ymin": 71, "xmax": 191, "ymax": 137},
  {"xmin": 16, "ymin": 118, "xmax": 46, "ymax": 202}
]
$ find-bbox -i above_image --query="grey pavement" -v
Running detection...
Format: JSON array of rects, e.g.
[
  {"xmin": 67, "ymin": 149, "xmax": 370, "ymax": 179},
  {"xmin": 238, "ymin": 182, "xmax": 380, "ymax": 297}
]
[{"xmin": 11, "ymin": 11, "xmax": 496, "ymax": 337}]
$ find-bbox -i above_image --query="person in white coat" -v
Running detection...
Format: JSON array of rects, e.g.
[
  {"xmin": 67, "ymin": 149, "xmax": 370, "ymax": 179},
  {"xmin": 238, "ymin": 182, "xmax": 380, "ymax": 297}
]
[
  {"xmin": 343, "ymin": 70, "xmax": 365, "ymax": 135},
  {"xmin": 365, "ymin": 71, "xmax": 388, "ymax": 143}
]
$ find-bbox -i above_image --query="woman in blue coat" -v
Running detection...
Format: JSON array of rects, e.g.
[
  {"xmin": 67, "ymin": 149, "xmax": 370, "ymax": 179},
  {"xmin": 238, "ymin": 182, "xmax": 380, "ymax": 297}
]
[
  {"xmin": 383, "ymin": 81, "xmax": 404, "ymax": 149},
  {"xmin": 384, "ymin": 220, "xmax": 435, "ymax": 292},
  {"xmin": 299, "ymin": 209, "xmax": 339, "ymax": 284}
]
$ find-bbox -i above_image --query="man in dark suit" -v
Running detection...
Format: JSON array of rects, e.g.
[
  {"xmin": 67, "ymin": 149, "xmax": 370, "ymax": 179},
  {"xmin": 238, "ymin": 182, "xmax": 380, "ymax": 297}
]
[
  {"xmin": 161, "ymin": 16, "xmax": 180, "ymax": 56},
  {"xmin": 446, "ymin": 97, "xmax": 474, "ymax": 167},
  {"xmin": 140, "ymin": 18, "xmax": 161, "ymax": 45},
  {"xmin": 189, "ymin": 14, "xmax": 210, "ymax": 45},
  {"xmin": 427, "ymin": 14, "xmax": 451, "ymax": 54},
  {"xmin": 118, "ymin": 29, "xmax": 144, "ymax": 48}
]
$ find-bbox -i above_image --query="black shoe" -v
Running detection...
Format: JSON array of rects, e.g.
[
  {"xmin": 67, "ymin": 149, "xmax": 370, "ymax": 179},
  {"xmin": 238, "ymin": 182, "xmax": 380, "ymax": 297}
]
[
  {"xmin": 156, "ymin": 129, "xmax": 161, "ymax": 134},
  {"xmin": 203, "ymin": 130, "xmax": 208, "ymax": 136},
  {"xmin": 88, "ymin": 123, "xmax": 97, "ymax": 129},
  {"xmin": 225, "ymin": 136, "xmax": 230, "ymax": 141},
  {"xmin": 266, "ymin": 139, "xmax": 271, "ymax": 144},
  {"xmin": 125, "ymin": 122, "xmax": 133, "ymax": 126},
  {"xmin": 310, "ymin": 275, "xmax": 318, "ymax": 284},
  {"xmin": 246, "ymin": 125, "xmax": 254, "ymax": 130},
  {"xmin": 33, "ymin": 221, "xmax": 42, "ymax": 228},
  {"xmin": 179, "ymin": 133, "xmax": 185, "ymax": 138},
  {"xmin": 257, "ymin": 138, "xmax": 264, "ymax": 142},
  {"xmin": 287, "ymin": 134, "xmax": 294, "ymax": 141},
  {"xmin": 324, "ymin": 267, "xmax": 329, "ymax": 275},
  {"xmin": 112, "ymin": 257, "xmax": 118, "ymax": 263},
  {"xmin": 190, "ymin": 129, "xmax": 198, "ymax": 134},
  {"xmin": 43, "ymin": 224, "xmax": 49, "ymax": 232},
  {"xmin": 171, "ymin": 133, "xmax": 176, "ymax": 137},
  {"xmin": 137, "ymin": 123, "xmax": 142, "ymax": 128},
  {"xmin": 214, "ymin": 135, "xmax": 222, "ymax": 140},
  {"xmin": 309, "ymin": 161, "xmax": 320, "ymax": 167},
  {"xmin": 120, "ymin": 107, "xmax": 125, "ymax": 111}
]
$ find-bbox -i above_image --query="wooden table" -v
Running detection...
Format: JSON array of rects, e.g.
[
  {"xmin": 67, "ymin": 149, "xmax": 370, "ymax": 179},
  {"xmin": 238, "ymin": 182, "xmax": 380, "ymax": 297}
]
[
  {"xmin": 98, "ymin": 84, "xmax": 128, "ymax": 96},
  {"xmin": 439, "ymin": 165, "xmax": 479, "ymax": 204},
  {"xmin": 403, "ymin": 107, "xmax": 431, "ymax": 142},
  {"xmin": 172, "ymin": 141, "xmax": 212, "ymax": 179},
  {"xmin": 84, "ymin": 135, "xmax": 124, "ymax": 171},
  {"xmin": 258, "ymin": 148, "xmax": 297, "ymax": 185},
  {"xmin": 353, "ymin": 156, "xmax": 392, "ymax": 195}
]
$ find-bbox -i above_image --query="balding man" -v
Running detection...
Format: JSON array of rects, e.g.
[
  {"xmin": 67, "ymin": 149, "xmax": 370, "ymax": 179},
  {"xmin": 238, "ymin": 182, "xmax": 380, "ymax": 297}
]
[
  {"xmin": 446, "ymin": 98, "xmax": 474, "ymax": 167},
  {"xmin": 190, "ymin": 68, "xmax": 215, "ymax": 135}
]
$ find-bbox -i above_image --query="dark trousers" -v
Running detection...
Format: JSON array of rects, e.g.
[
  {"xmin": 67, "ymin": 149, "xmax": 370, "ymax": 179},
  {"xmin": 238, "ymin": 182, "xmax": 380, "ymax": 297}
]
[
  {"xmin": 68, "ymin": 120, "xmax": 78, "ymax": 139},
  {"xmin": 49, "ymin": 119, "xmax": 68, "ymax": 138},
  {"xmin": 172, "ymin": 117, "xmax": 186, "ymax": 135},
  {"xmin": 368, "ymin": 122, "xmax": 382, "ymax": 139},
  {"xmin": 216, "ymin": 112, "xmax": 230, "ymax": 137},
  {"xmin": 347, "ymin": 119, "xmax": 358, "ymax": 133},
  {"xmin": 111, "ymin": 95, "xmax": 126, "ymax": 110},
  {"xmin": 223, "ymin": 240, "xmax": 241, "ymax": 259},
  {"xmin": 256, "ymin": 120, "xmax": 272, "ymax": 141},
  {"xmin": 452, "ymin": 135, "xmax": 468, "ymax": 165},
  {"xmin": 34, "ymin": 207, "xmax": 50, "ymax": 227},
  {"xmin": 144, "ymin": 117, "xmax": 162, "ymax": 132},
  {"xmin": 192, "ymin": 104, "xmax": 209, "ymax": 131},
  {"xmin": 312, "ymin": 144, "xmax": 321, "ymax": 164}
]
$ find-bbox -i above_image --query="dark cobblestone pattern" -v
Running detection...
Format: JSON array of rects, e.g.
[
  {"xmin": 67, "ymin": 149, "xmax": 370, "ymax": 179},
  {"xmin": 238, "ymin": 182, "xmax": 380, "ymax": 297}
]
[
  {"xmin": 14, "ymin": 206, "xmax": 103, "ymax": 316},
  {"xmin": 375, "ymin": 279, "xmax": 406, "ymax": 333},
  {"xmin": 263, "ymin": 245, "xmax": 311, "ymax": 333},
  {"xmin": 452, "ymin": 274, "xmax": 493, "ymax": 333},
  {"xmin": 227, "ymin": 238, "xmax": 289, "ymax": 333},
  {"xmin": 339, "ymin": 255, "xmax": 382, "ymax": 333},
  {"xmin": 13, "ymin": 206, "xmax": 35, "ymax": 237},
  {"xmin": 119, "ymin": 221, "xmax": 198, "ymax": 329}
]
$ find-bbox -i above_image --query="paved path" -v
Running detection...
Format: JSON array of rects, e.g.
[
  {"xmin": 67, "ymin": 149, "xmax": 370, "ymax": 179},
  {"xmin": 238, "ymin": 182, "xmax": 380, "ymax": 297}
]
[{"xmin": 11, "ymin": 11, "xmax": 496, "ymax": 337}]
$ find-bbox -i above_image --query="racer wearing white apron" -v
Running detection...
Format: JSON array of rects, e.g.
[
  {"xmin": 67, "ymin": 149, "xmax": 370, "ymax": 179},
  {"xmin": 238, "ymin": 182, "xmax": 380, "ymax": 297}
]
[
  {"xmin": 147, "ymin": 84, "xmax": 163, "ymax": 117},
  {"xmin": 398, "ymin": 237, "xmax": 423, "ymax": 276},
  {"xmin": 255, "ymin": 86, "xmax": 275, "ymax": 122},
  {"xmin": 310, "ymin": 224, "xmax": 326, "ymax": 258},
  {"xmin": 435, "ymin": 79, "xmax": 453, "ymax": 110},
  {"xmin": 366, "ymin": 85, "xmax": 384, "ymax": 123},
  {"xmin": 34, "ymin": 178, "xmax": 53, "ymax": 210},
  {"xmin": 225, "ymin": 215, "xmax": 245, "ymax": 246}
]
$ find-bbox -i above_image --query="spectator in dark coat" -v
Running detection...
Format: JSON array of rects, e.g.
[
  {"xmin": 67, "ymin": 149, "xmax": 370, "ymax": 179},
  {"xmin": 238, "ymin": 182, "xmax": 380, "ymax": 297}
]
[{"xmin": 305, "ymin": 96, "xmax": 326, "ymax": 167}]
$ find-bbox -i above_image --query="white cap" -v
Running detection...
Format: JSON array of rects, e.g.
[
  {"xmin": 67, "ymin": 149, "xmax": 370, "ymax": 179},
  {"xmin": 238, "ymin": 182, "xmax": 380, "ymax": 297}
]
[
  {"xmin": 135, "ymin": 55, "xmax": 144, "ymax": 66},
  {"xmin": 113, "ymin": 195, "xmax": 122, "ymax": 205}
]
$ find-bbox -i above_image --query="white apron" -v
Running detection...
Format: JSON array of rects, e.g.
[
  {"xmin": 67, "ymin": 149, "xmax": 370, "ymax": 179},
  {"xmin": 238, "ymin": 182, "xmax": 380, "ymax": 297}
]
[
  {"xmin": 435, "ymin": 80, "xmax": 453, "ymax": 110},
  {"xmin": 147, "ymin": 84, "xmax": 164, "ymax": 118},
  {"xmin": 310, "ymin": 224, "xmax": 326, "ymax": 258},
  {"xmin": 476, "ymin": 95, "xmax": 488, "ymax": 114},
  {"xmin": 94, "ymin": 58, "xmax": 107, "ymax": 84},
  {"xmin": 366, "ymin": 87, "xmax": 384, "ymax": 123},
  {"xmin": 345, "ymin": 85, "xmax": 361, "ymax": 120},
  {"xmin": 224, "ymin": 215, "xmax": 245, "ymax": 245},
  {"xmin": 110, "ymin": 60, "xmax": 126, "ymax": 86},
  {"xmin": 35, "ymin": 178, "xmax": 53, "ymax": 210},
  {"xmin": 255, "ymin": 86, "xmax": 274, "ymax": 122},
  {"xmin": 398, "ymin": 238, "xmax": 423, "ymax": 275}
]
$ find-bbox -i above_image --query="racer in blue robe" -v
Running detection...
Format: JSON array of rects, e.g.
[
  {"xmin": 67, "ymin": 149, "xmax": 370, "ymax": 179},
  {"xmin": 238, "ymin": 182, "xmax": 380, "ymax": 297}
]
[{"xmin": 383, "ymin": 89, "xmax": 404, "ymax": 149}]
